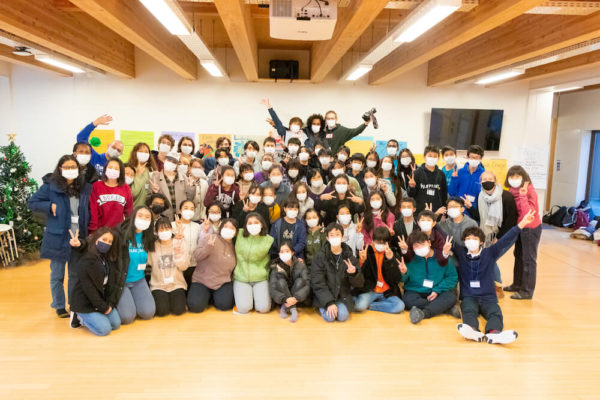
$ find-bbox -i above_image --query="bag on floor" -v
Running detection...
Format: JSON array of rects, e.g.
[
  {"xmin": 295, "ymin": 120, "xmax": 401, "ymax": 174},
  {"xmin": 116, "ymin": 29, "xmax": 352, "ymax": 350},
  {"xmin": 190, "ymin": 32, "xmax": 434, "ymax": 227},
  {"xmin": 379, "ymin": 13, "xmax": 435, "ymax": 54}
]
[
  {"xmin": 572, "ymin": 209, "xmax": 591, "ymax": 230},
  {"xmin": 543, "ymin": 205, "xmax": 568, "ymax": 227},
  {"xmin": 570, "ymin": 228, "xmax": 592, "ymax": 240}
]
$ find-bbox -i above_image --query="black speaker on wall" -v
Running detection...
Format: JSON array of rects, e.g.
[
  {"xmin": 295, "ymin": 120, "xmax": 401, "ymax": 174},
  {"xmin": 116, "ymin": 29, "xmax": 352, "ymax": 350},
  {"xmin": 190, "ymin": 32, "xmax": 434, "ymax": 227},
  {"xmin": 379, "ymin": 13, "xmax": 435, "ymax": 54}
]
[{"xmin": 269, "ymin": 60, "xmax": 299, "ymax": 80}]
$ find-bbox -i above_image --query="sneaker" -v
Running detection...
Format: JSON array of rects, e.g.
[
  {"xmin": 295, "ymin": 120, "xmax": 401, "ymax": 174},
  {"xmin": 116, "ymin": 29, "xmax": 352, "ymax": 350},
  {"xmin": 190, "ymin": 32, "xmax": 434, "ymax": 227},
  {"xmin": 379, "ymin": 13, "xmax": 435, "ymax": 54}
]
[
  {"xmin": 495, "ymin": 284, "xmax": 505, "ymax": 299},
  {"xmin": 409, "ymin": 306, "xmax": 425, "ymax": 324},
  {"xmin": 457, "ymin": 323, "xmax": 484, "ymax": 342},
  {"xmin": 56, "ymin": 308, "xmax": 69, "ymax": 318},
  {"xmin": 485, "ymin": 330, "xmax": 518, "ymax": 344},
  {"xmin": 510, "ymin": 291, "xmax": 532, "ymax": 300},
  {"xmin": 503, "ymin": 284, "xmax": 519, "ymax": 292},
  {"xmin": 447, "ymin": 305, "xmax": 461, "ymax": 319},
  {"xmin": 70, "ymin": 311, "xmax": 81, "ymax": 328}
]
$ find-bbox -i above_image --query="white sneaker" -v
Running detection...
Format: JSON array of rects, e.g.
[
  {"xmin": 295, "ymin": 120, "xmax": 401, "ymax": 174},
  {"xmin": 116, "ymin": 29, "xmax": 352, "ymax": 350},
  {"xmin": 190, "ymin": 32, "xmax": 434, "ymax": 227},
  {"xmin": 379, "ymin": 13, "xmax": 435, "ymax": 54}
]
[
  {"xmin": 485, "ymin": 330, "xmax": 518, "ymax": 345},
  {"xmin": 457, "ymin": 323, "xmax": 484, "ymax": 342}
]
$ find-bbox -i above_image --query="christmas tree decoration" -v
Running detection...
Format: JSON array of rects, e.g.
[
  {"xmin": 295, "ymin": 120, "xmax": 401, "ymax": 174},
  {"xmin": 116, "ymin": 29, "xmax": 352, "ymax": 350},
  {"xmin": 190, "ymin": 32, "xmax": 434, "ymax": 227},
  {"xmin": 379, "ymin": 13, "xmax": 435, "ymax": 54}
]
[{"xmin": 0, "ymin": 137, "xmax": 44, "ymax": 263}]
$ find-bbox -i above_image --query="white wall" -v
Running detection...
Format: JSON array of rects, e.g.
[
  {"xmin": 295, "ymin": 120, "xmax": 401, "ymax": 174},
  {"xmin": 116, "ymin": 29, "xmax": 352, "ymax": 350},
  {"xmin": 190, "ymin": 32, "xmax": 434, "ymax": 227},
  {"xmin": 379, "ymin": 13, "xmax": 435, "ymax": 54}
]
[{"xmin": 3, "ymin": 50, "xmax": 536, "ymax": 186}]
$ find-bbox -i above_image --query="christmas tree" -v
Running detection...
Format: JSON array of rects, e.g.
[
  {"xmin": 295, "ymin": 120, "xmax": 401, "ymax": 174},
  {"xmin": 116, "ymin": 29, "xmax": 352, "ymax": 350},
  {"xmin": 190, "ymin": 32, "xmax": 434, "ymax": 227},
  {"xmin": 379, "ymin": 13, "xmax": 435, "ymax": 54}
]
[{"xmin": 0, "ymin": 134, "xmax": 44, "ymax": 263}]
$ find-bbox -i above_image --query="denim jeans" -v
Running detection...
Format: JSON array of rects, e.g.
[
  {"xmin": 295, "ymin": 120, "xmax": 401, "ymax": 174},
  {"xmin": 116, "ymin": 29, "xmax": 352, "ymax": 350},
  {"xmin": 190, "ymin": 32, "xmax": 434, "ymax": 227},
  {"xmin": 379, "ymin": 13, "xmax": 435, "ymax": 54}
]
[
  {"xmin": 49, "ymin": 259, "xmax": 66, "ymax": 310},
  {"xmin": 319, "ymin": 301, "xmax": 349, "ymax": 322},
  {"xmin": 116, "ymin": 278, "xmax": 156, "ymax": 324},
  {"xmin": 78, "ymin": 309, "xmax": 121, "ymax": 336},
  {"xmin": 354, "ymin": 292, "xmax": 405, "ymax": 314}
]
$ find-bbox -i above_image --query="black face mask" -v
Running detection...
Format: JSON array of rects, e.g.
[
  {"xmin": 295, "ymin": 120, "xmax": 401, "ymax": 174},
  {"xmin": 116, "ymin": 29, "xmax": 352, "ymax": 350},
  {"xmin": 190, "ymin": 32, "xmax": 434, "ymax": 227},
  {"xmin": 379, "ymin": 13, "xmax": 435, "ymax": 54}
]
[
  {"xmin": 481, "ymin": 181, "xmax": 495, "ymax": 191},
  {"xmin": 151, "ymin": 204, "xmax": 165, "ymax": 214}
]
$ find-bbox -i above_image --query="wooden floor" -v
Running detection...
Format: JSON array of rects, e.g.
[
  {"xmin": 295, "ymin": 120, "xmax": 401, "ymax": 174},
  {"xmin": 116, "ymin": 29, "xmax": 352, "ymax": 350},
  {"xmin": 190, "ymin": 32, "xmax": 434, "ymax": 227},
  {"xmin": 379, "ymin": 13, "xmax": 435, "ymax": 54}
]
[{"xmin": 1, "ymin": 227, "xmax": 599, "ymax": 399}]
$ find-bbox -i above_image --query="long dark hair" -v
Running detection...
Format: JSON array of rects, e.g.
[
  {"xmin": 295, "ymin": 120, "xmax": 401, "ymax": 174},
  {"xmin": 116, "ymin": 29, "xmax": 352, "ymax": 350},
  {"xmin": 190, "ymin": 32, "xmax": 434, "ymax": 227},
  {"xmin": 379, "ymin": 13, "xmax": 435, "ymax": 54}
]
[
  {"xmin": 51, "ymin": 155, "xmax": 81, "ymax": 197},
  {"xmin": 102, "ymin": 157, "xmax": 126, "ymax": 186},
  {"xmin": 119, "ymin": 206, "xmax": 156, "ymax": 252},
  {"xmin": 364, "ymin": 190, "xmax": 390, "ymax": 234},
  {"xmin": 505, "ymin": 165, "xmax": 532, "ymax": 187},
  {"xmin": 87, "ymin": 226, "xmax": 118, "ymax": 262}
]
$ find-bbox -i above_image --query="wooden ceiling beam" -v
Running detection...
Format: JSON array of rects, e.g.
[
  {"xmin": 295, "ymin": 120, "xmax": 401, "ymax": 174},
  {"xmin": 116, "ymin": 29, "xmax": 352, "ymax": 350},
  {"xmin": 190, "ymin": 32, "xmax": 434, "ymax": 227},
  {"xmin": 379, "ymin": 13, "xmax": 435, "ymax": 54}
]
[
  {"xmin": 0, "ymin": 0, "xmax": 135, "ymax": 78},
  {"xmin": 428, "ymin": 12, "xmax": 600, "ymax": 86},
  {"xmin": 0, "ymin": 43, "xmax": 72, "ymax": 77}
]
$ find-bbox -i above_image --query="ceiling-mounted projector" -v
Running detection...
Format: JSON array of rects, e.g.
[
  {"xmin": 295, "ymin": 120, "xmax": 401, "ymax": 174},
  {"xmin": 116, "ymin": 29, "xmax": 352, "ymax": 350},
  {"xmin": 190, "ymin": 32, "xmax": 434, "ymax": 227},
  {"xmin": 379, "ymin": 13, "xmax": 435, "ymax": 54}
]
[{"xmin": 270, "ymin": 0, "xmax": 338, "ymax": 41}]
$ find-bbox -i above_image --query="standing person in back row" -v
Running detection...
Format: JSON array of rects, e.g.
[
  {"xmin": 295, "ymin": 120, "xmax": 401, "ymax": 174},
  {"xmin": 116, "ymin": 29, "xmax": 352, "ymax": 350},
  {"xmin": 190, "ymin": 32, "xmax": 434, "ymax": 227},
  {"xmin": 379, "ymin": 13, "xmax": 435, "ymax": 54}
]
[
  {"xmin": 75, "ymin": 114, "xmax": 124, "ymax": 175},
  {"xmin": 407, "ymin": 145, "xmax": 447, "ymax": 214},
  {"xmin": 448, "ymin": 145, "xmax": 485, "ymax": 215},
  {"xmin": 322, "ymin": 110, "xmax": 372, "ymax": 153}
]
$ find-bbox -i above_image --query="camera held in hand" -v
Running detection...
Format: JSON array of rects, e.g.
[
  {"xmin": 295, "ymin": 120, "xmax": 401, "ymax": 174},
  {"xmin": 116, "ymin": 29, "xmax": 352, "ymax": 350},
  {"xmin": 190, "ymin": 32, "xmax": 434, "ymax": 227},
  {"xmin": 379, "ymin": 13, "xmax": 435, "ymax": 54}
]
[{"xmin": 362, "ymin": 108, "xmax": 378, "ymax": 129}]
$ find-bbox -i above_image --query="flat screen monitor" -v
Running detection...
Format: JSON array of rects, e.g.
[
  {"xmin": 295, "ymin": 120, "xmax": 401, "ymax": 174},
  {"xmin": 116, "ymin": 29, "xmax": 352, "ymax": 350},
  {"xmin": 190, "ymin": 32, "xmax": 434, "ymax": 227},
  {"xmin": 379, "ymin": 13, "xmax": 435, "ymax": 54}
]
[{"xmin": 428, "ymin": 108, "xmax": 504, "ymax": 151}]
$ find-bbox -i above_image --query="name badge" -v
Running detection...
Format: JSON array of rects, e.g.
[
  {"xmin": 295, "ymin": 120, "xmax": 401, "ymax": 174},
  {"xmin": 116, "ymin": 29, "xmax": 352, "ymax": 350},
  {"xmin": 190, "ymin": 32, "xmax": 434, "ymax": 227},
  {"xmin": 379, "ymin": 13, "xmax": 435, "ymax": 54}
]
[
  {"xmin": 145, "ymin": 183, "xmax": 149, "ymax": 190},
  {"xmin": 466, "ymin": 195, "xmax": 475, "ymax": 202},
  {"xmin": 103, "ymin": 276, "xmax": 108, "ymax": 285},
  {"xmin": 137, "ymin": 263, "xmax": 146, "ymax": 271},
  {"xmin": 423, "ymin": 279, "xmax": 434, "ymax": 288},
  {"xmin": 376, "ymin": 281, "xmax": 384, "ymax": 288},
  {"xmin": 426, "ymin": 189, "xmax": 435, "ymax": 197},
  {"xmin": 164, "ymin": 276, "xmax": 174, "ymax": 284},
  {"xmin": 326, "ymin": 133, "xmax": 333, "ymax": 139},
  {"xmin": 71, "ymin": 216, "xmax": 79, "ymax": 224},
  {"xmin": 470, "ymin": 280, "xmax": 481, "ymax": 288}
]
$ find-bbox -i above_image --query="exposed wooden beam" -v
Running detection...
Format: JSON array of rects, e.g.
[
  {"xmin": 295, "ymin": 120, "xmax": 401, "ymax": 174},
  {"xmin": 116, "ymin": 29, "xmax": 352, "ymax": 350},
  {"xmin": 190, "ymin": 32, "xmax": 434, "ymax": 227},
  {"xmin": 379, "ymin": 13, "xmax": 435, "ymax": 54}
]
[
  {"xmin": 369, "ymin": 0, "xmax": 546, "ymax": 85},
  {"xmin": 0, "ymin": 43, "xmax": 72, "ymax": 77},
  {"xmin": 213, "ymin": 0, "xmax": 258, "ymax": 82},
  {"xmin": 0, "ymin": 0, "xmax": 135, "ymax": 78},
  {"xmin": 428, "ymin": 12, "xmax": 600, "ymax": 86},
  {"xmin": 69, "ymin": 0, "xmax": 197, "ymax": 80},
  {"xmin": 311, "ymin": 0, "xmax": 389, "ymax": 83}
]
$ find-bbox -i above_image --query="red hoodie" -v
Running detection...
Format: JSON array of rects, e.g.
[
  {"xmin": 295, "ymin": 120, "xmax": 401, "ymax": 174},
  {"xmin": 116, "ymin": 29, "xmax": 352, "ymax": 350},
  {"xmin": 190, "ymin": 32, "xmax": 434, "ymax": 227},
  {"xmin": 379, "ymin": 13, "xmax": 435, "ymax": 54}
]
[
  {"xmin": 89, "ymin": 181, "xmax": 133, "ymax": 232},
  {"xmin": 509, "ymin": 183, "xmax": 541, "ymax": 229}
]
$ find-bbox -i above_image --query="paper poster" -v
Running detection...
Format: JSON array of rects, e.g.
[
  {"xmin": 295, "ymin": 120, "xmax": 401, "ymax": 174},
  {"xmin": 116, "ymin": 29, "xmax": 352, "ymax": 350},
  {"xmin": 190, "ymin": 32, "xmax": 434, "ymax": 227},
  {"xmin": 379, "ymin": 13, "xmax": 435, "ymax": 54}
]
[
  {"xmin": 346, "ymin": 136, "xmax": 373, "ymax": 156},
  {"xmin": 119, "ymin": 130, "xmax": 154, "ymax": 162},
  {"xmin": 375, "ymin": 140, "xmax": 407, "ymax": 158},
  {"xmin": 163, "ymin": 131, "xmax": 196, "ymax": 148},
  {"xmin": 232, "ymin": 134, "xmax": 263, "ymax": 158},
  {"xmin": 88, "ymin": 129, "xmax": 114, "ymax": 154},
  {"xmin": 197, "ymin": 134, "xmax": 232, "ymax": 157},
  {"xmin": 514, "ymin": 145, "xmax": 549, "ymax": 189}
]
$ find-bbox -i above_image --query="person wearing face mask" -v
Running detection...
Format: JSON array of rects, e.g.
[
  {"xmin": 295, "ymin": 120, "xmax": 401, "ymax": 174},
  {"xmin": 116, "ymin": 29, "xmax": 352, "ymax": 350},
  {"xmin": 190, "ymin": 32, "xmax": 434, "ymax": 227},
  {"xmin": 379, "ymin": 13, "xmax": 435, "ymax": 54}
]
[
  {"xmin": 304, "ymin": 114, "xmax": 325, "ymax": 148},
  {"xmin": 88, "ymin": 158, "xmax": 133, "ymax": 233},
  {"xmin": 311, "ymin": 223, "xmax": 364, "ymax": 322},
  {"xmin": 396, "ymin": 148, "xmax": 416, "ymax": 192},
  {"xmin": 269, "ymin": 198, "xmax": 307, "ymax": 259},
  {"xmin": 237, "ymin": 163, "xmax": 256, "ymax": 199},
  {"xmin": 199, "ymin": 136, "xmax": 235, "ymax": 173},
  {"xmin": 255, "ymin": 154, "xmax": 275, "ymax": 185},
  {"xmin": 28, "ymin": 155, "xmax": 93, "ymax": 318},
  {"xmin": 354, "ymin": 227, "xmax": 405, "ymax": 314},
  {"xmin": 260, "ymin": 137, "xmax": 281, "ymax": 164},
  {"xmin": 146, "ymin": 193, "xmax": 171, "ymax": 221},
  {"xmin": 362, "ymin": 169, "xmax": 397, "ymax": 208},
  {"xmin": 336, "ymin": 147, "xmax": 350, "ymax": 167},
  {"xmin": 127, "ymin": 142, "xmax": 158, "ymax": 208},
  {"xmin": 291, "ymin": 182, "xmax": 314, "ymax": 218},
  {"xmin": 151, "ymin": 152, "xmax": 195, "ymax": 221},
  {"xmin": 261, "ymin": 98, "xmax": 309, "ymax": 146},
  {"xmin": 173, "ymin": 200, "xmax": 201, "ymax": 286},
  {"xmin": 206, "ymin": 149, "xmax": 234, "ymax": 186},
  {"xmin": 322, "ymin": 110, "xmax": 372, "ymax": 154},
  {"xmin": 297, "ymin": 146, "xmax": 312, "ymax": 175},
  {"xmin": 285, "ymin": 158, "xmax": 306, "ymax": 190},
  {"xmin": 306, "ymin": 169, "xmax": 330, "ymax": 201},
  {"xmin": 262, "ymin": 186, "xmax": 281, "ymax": 224},
  {"xmin": 336, "ymin": 205, "xmax": 364, "ymax": 257},
  {"xmin": 503, "ymin": 166, "xmax": 541, "ymax": 300},
  {"xmin": 304, "ymin": 209, "xmax": 326, "ymax": 271},
  {"xmin": 259, "ymin": 165, "xmax": 290, "ymax": 207},
  {"xmin": 316, "ymin": 148, "xmax": 333, "ymax": 184},
  {"xmin": 378, "ymin": 155, "xmax": 401, "ymax": 196},
  {"xmin": 348, "ymin": 153, "xmax": 366, "ymax": 186},
  {"xmin": 399, "ymin": 210, "xmax": 450, "ymax": 267},
  {"xmin": 269, "ymin": 241, "xmax": 310, "ymax": 323},
  {"xmin": 362, "ymin": 191, "xmax": 395, "ymax": 245},
  {"xmin": 318, "ymin": 175, "xmax": 364, "ymax": 226},
  {"xmin": 391, "ymin": 197, "xmax": 418, "ymax": 252},
  {"xmin": 188, "ymin": 158, "xmax": 209, "ymax": 221},
  {"xmin": 148, "ymin": 217, "xmax": 189, "ymax": 317},
  {"xmin": 284, "ymin": 138, "xmax": 303, "ymax": 167},
  {"xmin": 234, "ymin": 140, "xmax": 261, "ymax": 175},
  {"xmin": 72, "ymin": 141, "xmax": 100, "ymax": 184},
  {"xmin": 385, "ymin": 139, "xmax": 400, "ymax": 163},
  {"xmin": 115, "ymin": 206, "xmax": 157, "ymax": 324},
  {"xmin": 407, "ymin": 145, "xmax": 448, "ymax": 214},
  {"xmin": 232, "ymin": 183, "xmax": 270, "ymax": 229},
  {"xmin": 68, "ymin": 228, "xmax": 121, "ymax": 335},
  {"xmin": 365, "ymin": 151, "xmax": 380, "ymax": 170},
  {"xmin": 437, "ymin": 197, "xmax": 478, "ymax": 247},
  {"xmin": 233, "ymin": 214, "xmax": 274, "ymax": 314},
  {"xmin": 187, "ymin": 218, "xmax": 239, "ymax": 313},
  {"xmin": 204, "ymin": 165, "xmax": 240, "ymax": 218},
  {"xmin": 205, "ymin": 202, "xmax": 225, "ymax": 233},
  {"xmin": 75, "ymin": 114, "xmax": 124, "ymax": 175},
  {"xmin": 177, "ymin": 137, "xmax": 196, "ymax": 158},
  {"xmin": 441, "ymin": 145, "xmax": 457, "ymax": 187},
  {"xmin": 329, "ymin": 160, "xmax": 364, "ymax": 201},
  {"xmin": 124, "ymin": 164, "xmax": 136, "ymax": 187},
  {"xmin": 402, "ymin": 231, "xmax": 458, "ymax": 325},
  {"xmin": 454, "ymin": 210, "xmax": 536, "ymax": 344},
  {"xmin": 151, "ymin": 134, "xmax": 175, "ymax": 172},
  {"xmin": 448, "ymin": 145, "xmax": 485, "ymax": 214}
]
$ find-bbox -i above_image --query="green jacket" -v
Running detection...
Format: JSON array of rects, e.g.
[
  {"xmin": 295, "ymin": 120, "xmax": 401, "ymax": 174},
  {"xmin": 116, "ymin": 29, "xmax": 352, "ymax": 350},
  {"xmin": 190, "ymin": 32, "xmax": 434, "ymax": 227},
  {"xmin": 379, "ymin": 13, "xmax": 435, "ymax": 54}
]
[
  {"xmin": 402, "ymin": 253, "xmax": 458, "ymax": 294},
  {"xmin": 305, "ymin": 229, "xmax": 326, "ymax": 269},
  {"xmin": 131, "ymin": 169, "xmax": 150, "ymax": 209},
  {"xmin": 233, "ymin": 231, "xmax": 274, "ymax": 283},
  {"xmin": 324, "ymin": 123, "xmax": 367, "ymax": 153}
]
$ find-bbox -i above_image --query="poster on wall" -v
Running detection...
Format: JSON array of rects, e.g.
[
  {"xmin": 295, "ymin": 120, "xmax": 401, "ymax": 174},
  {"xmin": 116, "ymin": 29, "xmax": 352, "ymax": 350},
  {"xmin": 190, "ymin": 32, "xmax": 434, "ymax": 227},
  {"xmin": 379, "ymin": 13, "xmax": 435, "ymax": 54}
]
[
  {"xmin": 514, "ymin": 145, "xmax": 549, "ymax": 189},
  {"xmin": 89, "ymin": 129, "xmax": 115, "ymax": 154},
  {"xmin": 232, "ymin": 134, "xmax": 263, "ymax": 158},
  {"xmin": 162, "ymin": 131, "xmax": 196, "ymax": 149},
  {"xmin": 346, "ymin": 137, "xmax": 373, "ymax": 157},
  {"xmin": 119, "ymin": 130, "xmax": 154, "ymax": 162},
  {"xmin": 197, "ymin": 134, "xmax": 232, "ymax": 157}
]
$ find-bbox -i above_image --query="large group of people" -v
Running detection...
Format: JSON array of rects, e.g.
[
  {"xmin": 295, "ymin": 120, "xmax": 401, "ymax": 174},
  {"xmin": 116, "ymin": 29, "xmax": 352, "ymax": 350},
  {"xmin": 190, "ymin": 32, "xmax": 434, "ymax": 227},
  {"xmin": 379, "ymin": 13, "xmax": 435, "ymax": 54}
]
[{"xmin": 27, "ymin": 100, "xmax": 542, "ymax": 345}]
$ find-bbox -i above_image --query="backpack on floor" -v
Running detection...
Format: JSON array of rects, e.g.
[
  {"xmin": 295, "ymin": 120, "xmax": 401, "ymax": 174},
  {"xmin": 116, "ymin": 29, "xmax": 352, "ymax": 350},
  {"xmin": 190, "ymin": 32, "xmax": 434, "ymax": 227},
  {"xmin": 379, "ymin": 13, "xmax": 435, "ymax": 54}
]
[
  {"xmin": 543, "ymin": 205, "xmax": 568, "ymax": 227},
  {"xmin": 573, "ymin": 208, "xmax": 591, "ymax": 230},
  {"xmin": 562, "ymin": 207, "xmax": 577, "ymax": 228}
]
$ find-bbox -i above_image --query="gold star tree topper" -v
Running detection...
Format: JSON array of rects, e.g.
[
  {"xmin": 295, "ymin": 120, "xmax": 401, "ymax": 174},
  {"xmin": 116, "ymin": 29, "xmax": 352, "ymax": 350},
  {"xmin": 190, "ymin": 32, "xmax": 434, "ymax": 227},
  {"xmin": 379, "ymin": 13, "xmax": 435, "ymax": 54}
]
[{"xmin": 7, "ymin": 133, "xmax": 17, "ymax": 142}]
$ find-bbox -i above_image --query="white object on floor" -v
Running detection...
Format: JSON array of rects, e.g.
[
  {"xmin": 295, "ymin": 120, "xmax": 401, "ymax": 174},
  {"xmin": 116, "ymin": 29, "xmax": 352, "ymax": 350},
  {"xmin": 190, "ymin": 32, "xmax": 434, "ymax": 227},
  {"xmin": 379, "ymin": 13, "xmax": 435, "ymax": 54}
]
[
  {"xmin": 457, "ymin": 323, "xmax": 485, "ymax": 342},
  {"xmin": 485, "ymin": 330, "xmax": 518, "ymax": 345}
]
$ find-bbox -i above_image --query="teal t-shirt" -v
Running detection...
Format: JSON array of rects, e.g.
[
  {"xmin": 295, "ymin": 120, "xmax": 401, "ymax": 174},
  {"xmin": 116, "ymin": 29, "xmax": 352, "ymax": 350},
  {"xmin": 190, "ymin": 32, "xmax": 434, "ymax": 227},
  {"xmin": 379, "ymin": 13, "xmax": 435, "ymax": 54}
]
[{"xmin": 126, "ymin": 232, "xmax": 148, "ymax": 283}]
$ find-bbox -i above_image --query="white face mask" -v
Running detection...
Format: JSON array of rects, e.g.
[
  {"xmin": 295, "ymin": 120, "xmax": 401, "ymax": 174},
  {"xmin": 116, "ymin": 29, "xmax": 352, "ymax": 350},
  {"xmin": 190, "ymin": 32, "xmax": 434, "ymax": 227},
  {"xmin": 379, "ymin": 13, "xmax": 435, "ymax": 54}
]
[
  {"xmin": 418, "ymin": 220, "xmax": 433, "ymax": 232},
  {"xmin": 76, "ymin": 154, "xmax": 91, "ymax": 166},
  {"xmin": 365, "ymin": 177, "xmax": 377, "ymax": 188},
  {"xmin": 246, "ymin": 223, "xmax": 262, "ymax": 236},
  {"xmin": 311, "ymin": 125, "xmax": 320, "ymax": 133},
  {"xmin": 337, "ymin": 153, "xmax": 348, "ymax": 162},
  {"xmin": 181, "ymin": 209, "xmax": 195, "ymax": 220},
  {"xmin": 387, "ymin": 147, "xmax": 398, "ymax": 156},
  {"xmin": 315, "ymin": 148, "xmax": 322, "ymax": 156},
  {"xmin": 105, "ymin": 167, "xmax": 120, "ymax": 180},
  {"xmin": 135, "ymin": 218, "xmax": 151, "ymax": 231},
  {"xmin": 286, "ymin": 209, "xmax": 298, "ymax": 219},
  {"xmin": 270, "ymin": 175, "xmax": 283, "ymax": 185},
  {"xmin": 468, "ymin": 159, "xmax": 481, "ymax": 168},
  {"xmin": 370, "ymin": 200, "xmax": 382, "ymax": 210},
  {"xmin": 401, "ymin": 208, "xmax": 413, "ymax": 217},
  {"xmin": 366, "ymin": 160, "xmax": 377, "ymax": 169},
  {"xmin": 220, "ymin": 227, "xmax": 236, "ymax": 240},
  {"xmin": 191, "ymin": 168, "xmax": 204, "ymax": 178},
  {"xmin": 163, "ymin": 161, "xmax": 177, "ymax": 172},
  {"xmin": 335, "ymin": 184, "xmax": 348, "ymax": 194},
  {"xmin": 159, "ymin": 143, "xmax": 171, "ymax": 153},
  {"xmin": 447, "ymin": 207, "xmax": 461, "ymax": 219},
  {"xmin": 223, "ymin": 176, "xmax": 235, "ymax": 186},
  {"xmin": 400, "ymin": 157, "xmax": 412, "ymax": 166},
  {"xmin": 177, "ymin": 165, "xmax": 188, "ymax": 175},
  {"xmin": 465, "ymin": 239, "xmax": 480, "ymax": 252},
  {"xmin": 208, "ymin": 213, "xmax": 221, "ymax": 222},
  {"xmin": 331, "ymin": 169, "xmax": 343, "ymax": 177},
  {"xmin": 381, "ymin": 162, "xmax": 393, "ymax": 171},
  {"xmin": 279, "ymin": 252, "xmax": 292, "ymax": 263},
  {"xmin": 106, "ymin": 147, "xmax": 121, "ymax": 158},
  {"xmin": 246, "ymin": 150, "xmax": 257, "ymax": 159},
  {"xmin": 61, "ymin": 168, "xmax": 79, "ymax": 180},
  {"xmin": 288, "ymin": 169, "xmax": 299, "ymax": 178},
  {"xmin": 262, "ymin": 160, "xmax": 273, "ymax": 170},
  {"xmin": 298, "ymin": 152, "xmax": 310, "ymax": 162},
  {"xmin": 125, "ymin": 176, "xmax": 134, "ymax": 185},
  {"xmin": 319, "ymin": 157, "xmax": 330, "ymax": 166},
  {"xmin": 414, "ymin": 245, "xmax": 430, "ymax": 258},
  {"xmin": 444, "ymin": 155, "xmax": 456, "ymax": 165},
  {"xmin": 264, "ymin": 146, "xmax": 276, "ymax": 155},
  {"xmin": 288, "ymin": 145, "xmax": 299, "ymax": 154},
  {"xmin": 249, "ymin": 195, "xmax": 261, "ymax": 204},
  {"xmin": 311, "ymin": 179, "xmax": 323, "ymax": 189},
  {"xmin": 158, "ymin": 230, "xmax": 172, "ymax": 241},
  {"xmin": 306, "ymin": 218, "xmax": 319, "ymax": 228},
  {"xmin": 263, "ymin": 196, "xmax": 275, "ymax": 206},
  {"xmin": 326, "ymin": 119, "xmax": 336, "ymax": 129},
  {"xmin": 351, "ymin": 163, "xmax": 362, "ymax": 172},
  {"xmin": 296, "ymin": 192, "xmax": 307, "ymax": 202},
  {"xmin": 243, "ymin": 172, "xmax": 254, "ymax": 181},
  {"xmin": 218, "ymin": 158, "xmax": 229, "ymax": 167},
  {"xmin": 328, "ymin": 236, "xmax": 342, "ymax": 247},
  {"xmin": 137, "ymin": 152, "xmax": 150, "ymax": 163},
  {"xmin": 425, "ymin": 157, "xmax": 438, "ymax": 167},
  {"xmin": 181, "ymin": 145, "xmax": 193, "ymax": 155},
  {"xmin": 508, "ymin": 178, "xmax": 522, "ymax": 188},
  {"xmin": 338, "ymin": 214, "xmax": 351, "ymax": 225},
  {"xmin": 374, "ymin": 243, "xmax": 386, "ymax": 253},
  {"xmin": 290, "ymin": 125, "xmax": 300, "ymax": 133}
]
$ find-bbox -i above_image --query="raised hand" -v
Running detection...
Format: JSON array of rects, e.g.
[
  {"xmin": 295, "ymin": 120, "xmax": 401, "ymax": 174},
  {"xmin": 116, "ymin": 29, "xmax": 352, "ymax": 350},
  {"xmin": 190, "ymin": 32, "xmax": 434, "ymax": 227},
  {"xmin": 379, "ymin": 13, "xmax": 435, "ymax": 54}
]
[
  {"xmin": 266, "ymin": 118, "xmax": 275, "ymax": 128},
  {"xmin": 425, "ymin": 203, "xmax": 433, "ymax": 212},
  {"xmin": 260, "ymin": 98, "xmax": 271, "ymax": 108},
  {"xmin": 214, "ymin": 173, "xmax": 222, "ymax": 188},
  {"xmin": 519, "ymin": 181, "xmax": 529, "ymax": 196},
  {"xmin": 208, "ymin": 234, "xmax": 217, "ymax": 247},
  {"xmin": 242, "ymin": 198, "xmax": 250, "ymax": 212},
  {"xmin": 452, "ymin": 165, "xmax": 458, "ymax": 178},
  {"xmin": 320, "ymin": 192, "xmax": 336, "ymax": 201},
  {"xmin": 518, "ymin": 209, "xmax": 536, "ymax": 229},
  {"xmin": 150, "ymin": 181, "xmax": 160, "ymax": 194},
  {"xmin": 408, "ymin": 171, "xmax": 416, "ymax": 188},
  {"xmin": 461, "ymin": 195, "xmax": 472, "ymax": 209},
  {"xmin": 68, "ymin": 229, "xmax": 80, "ymax": 247},
  {"xmin": 348, "ymin": 192, "xmax": 363, "ymax": 204},
  {"xmin": 174, "ymin": 215, "xmax": 184, "ymax": 239},
  {"xmin": 384, "ymin": 244, "xmax": 394, "ymax": 260},
  {"xmin": 344, "ymin": 259, "xmax": 356, "ymax": 274},
  {"xmin": 355, "ymin": 216, "xmax": 364, "ymax": 233},
  {"xmin": 397, "ymin": 257, "xmax": 407, "ymax": 274},
  {"xmin": 358, "ymin": 244, "xmax": 367, "ymax": 265},
  {"xmin": 435, "ymin": 206, "xmax": 446, "ymax": 216},
  {"xmin": 443, "ymin": 235, "xmax": 453, "ymax": 255},
  {"xmin": 380, "ymin": 182, "xmax": 388, "ymax": 193},
  {"xmin": 203, "ymin": 218, "xmax": 211, "ymax": 233},
  {"xmin": 93, "ymin": 114, "xmax": 113, "ymax": 127},
  {"xmin": 51, "ymin": 203, "xmax": 57, "ymax": 217},
  {"xmin": 397, "ymin": 235, "xmax": 408, "ymax": 252}
]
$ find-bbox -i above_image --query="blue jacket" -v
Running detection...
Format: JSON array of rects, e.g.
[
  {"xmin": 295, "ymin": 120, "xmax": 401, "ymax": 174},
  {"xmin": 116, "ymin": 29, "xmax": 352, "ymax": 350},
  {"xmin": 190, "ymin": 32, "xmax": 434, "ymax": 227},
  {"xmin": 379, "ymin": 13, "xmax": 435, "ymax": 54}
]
[
  {"xmin": 76, "ymin": 122, "xmax": 107, "ymax": 174},
  {"xmin": 269, "ymin": 217, "xmax": 307, "ymax": 259},
  {"xmin": 448, "ymin": 163, "xmax": 485, "ymax": 202},
  {"xmin": 28, "ymin": 174, "xmax": 92, "ymax": 263}
]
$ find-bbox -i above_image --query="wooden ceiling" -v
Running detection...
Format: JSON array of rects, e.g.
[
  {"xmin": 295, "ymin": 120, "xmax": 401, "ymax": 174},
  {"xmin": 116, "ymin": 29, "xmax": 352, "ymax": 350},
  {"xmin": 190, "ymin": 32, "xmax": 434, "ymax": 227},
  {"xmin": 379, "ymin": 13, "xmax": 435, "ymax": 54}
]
[{"xmin": 0, "ymin": 0, "xmax": 599, "ymax": 86}]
